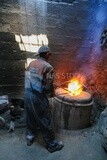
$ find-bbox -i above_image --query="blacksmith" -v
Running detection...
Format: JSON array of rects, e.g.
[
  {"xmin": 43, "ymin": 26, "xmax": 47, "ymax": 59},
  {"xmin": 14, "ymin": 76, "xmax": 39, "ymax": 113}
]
[{"xmin": 24, "ymin": 45, "xmax": 64, "ymax": 153}]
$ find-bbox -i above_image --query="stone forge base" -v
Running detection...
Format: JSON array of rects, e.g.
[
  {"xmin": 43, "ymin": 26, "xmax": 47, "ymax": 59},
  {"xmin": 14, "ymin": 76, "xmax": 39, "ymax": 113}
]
[{"xmin": 50, "ymin": 88, "xmax": 93, "ymax": 130}]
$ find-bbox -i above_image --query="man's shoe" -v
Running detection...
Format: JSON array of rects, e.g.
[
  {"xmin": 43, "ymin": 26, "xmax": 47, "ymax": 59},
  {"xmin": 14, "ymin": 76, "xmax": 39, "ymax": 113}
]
[
  {"xmin": 27, "ymin": 138, "xmax": 34, "ymax": 146},
  {"xmin": 47, "ymin": 141, "xmax": 64, "ymax": 153}
]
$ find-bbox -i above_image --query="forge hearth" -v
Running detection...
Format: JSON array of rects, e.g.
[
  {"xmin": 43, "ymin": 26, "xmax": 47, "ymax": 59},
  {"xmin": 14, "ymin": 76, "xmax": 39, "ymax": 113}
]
[{"xmin": 51, "ymin": 88, "xmax": 93, "ymax": 130}]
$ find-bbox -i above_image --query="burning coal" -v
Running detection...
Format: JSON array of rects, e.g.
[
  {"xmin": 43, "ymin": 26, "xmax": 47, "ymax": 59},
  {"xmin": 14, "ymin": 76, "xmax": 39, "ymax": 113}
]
[
  {"xmin": 68, "ymin": 79, "xmax": 82, "ymax": 96},
  {"xmin": 68, "ymin": 74, "xmax": 86, "ymax": 96}
]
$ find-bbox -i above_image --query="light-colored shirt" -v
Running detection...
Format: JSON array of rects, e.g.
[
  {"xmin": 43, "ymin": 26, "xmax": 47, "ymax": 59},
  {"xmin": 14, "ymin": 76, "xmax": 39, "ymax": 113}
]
[{"xmin": 25, "ymin": 58, "xmax": 54, "ymax": 93}]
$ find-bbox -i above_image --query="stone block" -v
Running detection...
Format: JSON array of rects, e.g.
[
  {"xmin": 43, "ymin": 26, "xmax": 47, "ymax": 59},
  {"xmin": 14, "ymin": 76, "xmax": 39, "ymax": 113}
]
[
  {"xmin": 2, "ymin": 12, "xmax": 20, "ymax": 25},
  {"xmin": 0, "ymin": 41, "xmax": 20, "ymax": 52},
  {"xmin": 0, "ymin": 60, "xmax": 25, "ymax": 85},
  {"xmin": 0, "ymin": 86, "xmax": 24, "ymax": 99},
  {"xmin": 0, "ymin": 50, "xmax": 26, "ymax": 60},
  {"xmin": 0, "ymin": 32, "xmax": 16, "ymax": 42},
  {"xmin": 1, "ymin": 23, "xmax": 11, "ymax": 32}
]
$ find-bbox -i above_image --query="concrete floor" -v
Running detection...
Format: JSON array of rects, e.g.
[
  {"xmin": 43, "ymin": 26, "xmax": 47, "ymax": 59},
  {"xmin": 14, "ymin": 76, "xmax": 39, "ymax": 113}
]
[{"xmin": 0, "ymin": 126, "xmax": 107, "ymax": 160}]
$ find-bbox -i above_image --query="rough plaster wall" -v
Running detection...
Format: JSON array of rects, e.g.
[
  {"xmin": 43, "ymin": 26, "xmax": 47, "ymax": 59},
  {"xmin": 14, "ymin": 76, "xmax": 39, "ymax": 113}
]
[{"xmin": 0, "ymin": 0, "xmax": 107, "ymax": 100}]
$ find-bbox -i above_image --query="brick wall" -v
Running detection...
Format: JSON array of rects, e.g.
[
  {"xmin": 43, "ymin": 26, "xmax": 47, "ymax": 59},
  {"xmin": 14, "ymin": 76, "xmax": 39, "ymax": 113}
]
[{"xmin": 0, "ymin": 0, "xmax": 107, "ymax": 100}]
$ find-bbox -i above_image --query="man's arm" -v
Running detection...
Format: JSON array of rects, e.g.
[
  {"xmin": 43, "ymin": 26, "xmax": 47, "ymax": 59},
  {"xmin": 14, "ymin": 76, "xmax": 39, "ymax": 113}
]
[{"xmin": 44, "ymin": 66, "xmax": 55, "ymax": 97}]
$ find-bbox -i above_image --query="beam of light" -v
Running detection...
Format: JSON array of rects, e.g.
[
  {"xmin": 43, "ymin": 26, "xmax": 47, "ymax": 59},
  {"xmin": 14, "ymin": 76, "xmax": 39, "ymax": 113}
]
[
  {"xmin": 15, "ymin": 34, "xmax": 49, "ymax": 69},
  {"xmin": 15, "ymin": 34, "xmax": 49, "ymax": 53}
]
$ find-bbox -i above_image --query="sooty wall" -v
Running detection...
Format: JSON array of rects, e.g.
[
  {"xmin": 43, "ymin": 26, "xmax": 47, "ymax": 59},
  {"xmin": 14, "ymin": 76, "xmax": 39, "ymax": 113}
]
[{"xmin": 0, "ymin": 0, "xmax": 107, "ymax": 100}]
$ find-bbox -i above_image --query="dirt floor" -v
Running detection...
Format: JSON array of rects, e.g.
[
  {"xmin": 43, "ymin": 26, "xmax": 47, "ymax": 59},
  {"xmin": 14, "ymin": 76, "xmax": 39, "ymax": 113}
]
[{"xmin": 0, "ymin": 125, "xmax": 107, "ymax": 160}]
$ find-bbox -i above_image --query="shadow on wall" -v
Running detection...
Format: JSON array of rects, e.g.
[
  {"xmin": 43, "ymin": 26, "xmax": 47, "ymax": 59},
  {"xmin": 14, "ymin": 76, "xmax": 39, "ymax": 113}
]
[{"xmin": 0, "ymin": 32, "xmax": 26, "ymax": 98}]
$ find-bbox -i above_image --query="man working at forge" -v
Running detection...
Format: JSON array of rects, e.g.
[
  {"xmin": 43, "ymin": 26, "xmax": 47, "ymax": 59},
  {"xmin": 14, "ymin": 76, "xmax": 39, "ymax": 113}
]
[{"xmin": 24, "ymin": 45, "xmax": 64, "ymax": 153}]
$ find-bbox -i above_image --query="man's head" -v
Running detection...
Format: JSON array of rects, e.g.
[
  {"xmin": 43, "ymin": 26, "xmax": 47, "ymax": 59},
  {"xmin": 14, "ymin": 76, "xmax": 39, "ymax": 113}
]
[{"xmin": 38, "ymin": 46, "xmax": 51, "ymax": 60}]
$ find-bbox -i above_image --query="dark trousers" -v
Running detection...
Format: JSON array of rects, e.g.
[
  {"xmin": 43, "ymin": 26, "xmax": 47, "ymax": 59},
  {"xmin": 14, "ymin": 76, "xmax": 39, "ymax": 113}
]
[{"xmin": 24, "ymin": 90, "xmax": 55, "ymax": 145}]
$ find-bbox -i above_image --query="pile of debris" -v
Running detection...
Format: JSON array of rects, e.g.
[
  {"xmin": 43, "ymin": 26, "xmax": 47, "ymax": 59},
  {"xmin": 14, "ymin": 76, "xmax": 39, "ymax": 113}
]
[{"xmin": 0, "ymin": 95, "xmax": 26, "ymax": 132}]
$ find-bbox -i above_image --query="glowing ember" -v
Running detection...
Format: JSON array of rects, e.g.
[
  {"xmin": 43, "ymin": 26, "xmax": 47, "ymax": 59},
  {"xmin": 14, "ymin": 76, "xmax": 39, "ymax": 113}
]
[{"xmin": 68, "ymin": 79, "xmax": 83, "ymax": 96}]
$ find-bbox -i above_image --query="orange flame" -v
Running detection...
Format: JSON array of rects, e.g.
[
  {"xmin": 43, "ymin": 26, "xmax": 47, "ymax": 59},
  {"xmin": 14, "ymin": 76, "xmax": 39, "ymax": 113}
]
[{"xmin": 68, "ymin": 79, "xmax": 83, "ymax": 96}]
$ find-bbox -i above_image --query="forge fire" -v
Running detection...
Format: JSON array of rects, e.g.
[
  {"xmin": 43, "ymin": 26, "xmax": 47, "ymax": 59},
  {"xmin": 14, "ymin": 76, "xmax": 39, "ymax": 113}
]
[
  {"xmin": 67, "ymin": 75, "xmax": 86, "ymax": 96},
  {"xmin": 68, "ymin": 79, "xmax": 83, "ymax": 96}
]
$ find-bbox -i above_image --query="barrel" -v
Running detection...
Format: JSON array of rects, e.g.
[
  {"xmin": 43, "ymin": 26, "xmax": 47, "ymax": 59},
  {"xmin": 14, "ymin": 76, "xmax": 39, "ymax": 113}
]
[{"xmin": 50, "ymin": 88, "xmax": 93, "ymax": 130}]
